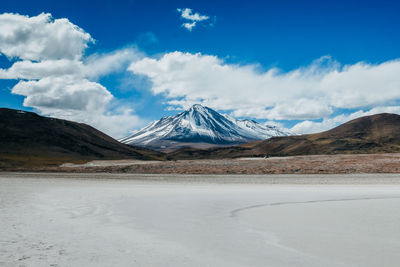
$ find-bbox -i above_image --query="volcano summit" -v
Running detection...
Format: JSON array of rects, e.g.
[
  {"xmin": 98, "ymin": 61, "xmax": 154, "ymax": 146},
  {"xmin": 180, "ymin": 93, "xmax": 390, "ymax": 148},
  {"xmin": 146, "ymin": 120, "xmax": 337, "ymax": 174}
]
[{"xmin": 120, "ymin": 104, "xmax": 289, "ymax": 150}]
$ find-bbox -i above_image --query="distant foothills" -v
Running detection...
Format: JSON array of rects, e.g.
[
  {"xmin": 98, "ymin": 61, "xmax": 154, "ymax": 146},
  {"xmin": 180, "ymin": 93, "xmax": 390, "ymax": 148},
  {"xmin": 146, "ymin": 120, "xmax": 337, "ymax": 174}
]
[{"xmin": 1, "ymin": 106, "xmax": 400, "ymax": 168}]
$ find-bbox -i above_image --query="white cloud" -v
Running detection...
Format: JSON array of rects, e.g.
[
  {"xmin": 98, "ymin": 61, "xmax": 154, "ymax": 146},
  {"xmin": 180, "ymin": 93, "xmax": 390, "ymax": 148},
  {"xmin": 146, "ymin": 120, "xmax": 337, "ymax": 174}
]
[
  {"xmin": 178, "ymin": 8, "xmax": 209, "ymax": 21},
  {"xmin": 182, "ymin": 22, "xmax": 197, "ymax": 31},
  {"xmin": 177, "ymin": 8, "xmax": 210, "ymax": 31},
  {"xmin": 290, "ymin": 115, "xmax": 351, "ymax": 135},
  {"xmin": 0, "ymin": 59, "xmax": 81, "ymax": 79},
  {"xmin": 128, "ymin": 52, "xmax": 400, "ymax": 130},
  {"xmin": 12, "ymin": 76, "xmax": 112, "ymax": 112},
  {"xmin": 0, "ymin": 13, "xmax": 93, "ymax": 61},
  {"xmin": 84, "ymin": 47, "xmax": 143, "ymax": 79},
  {"xmin": 0, "ymin": 13, "xmax": 144, "ymax": 138},
  {"xmin": 0, "ymin": 48, "xmax": 141, "ymax": 81}
]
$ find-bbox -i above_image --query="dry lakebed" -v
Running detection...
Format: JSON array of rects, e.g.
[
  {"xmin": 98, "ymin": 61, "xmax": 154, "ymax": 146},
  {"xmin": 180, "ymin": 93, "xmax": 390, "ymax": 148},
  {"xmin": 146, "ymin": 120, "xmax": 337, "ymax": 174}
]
[{"xmin": 1, "ymin": 172, "xmax": 400, "ymax": 266}]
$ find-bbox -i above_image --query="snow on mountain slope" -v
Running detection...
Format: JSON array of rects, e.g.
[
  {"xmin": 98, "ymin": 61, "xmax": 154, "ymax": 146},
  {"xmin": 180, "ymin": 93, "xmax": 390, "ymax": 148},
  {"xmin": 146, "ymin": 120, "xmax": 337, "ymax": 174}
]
[{"xmin": 119, "ymin": 104, "xmax": 290, "ymax": 148}]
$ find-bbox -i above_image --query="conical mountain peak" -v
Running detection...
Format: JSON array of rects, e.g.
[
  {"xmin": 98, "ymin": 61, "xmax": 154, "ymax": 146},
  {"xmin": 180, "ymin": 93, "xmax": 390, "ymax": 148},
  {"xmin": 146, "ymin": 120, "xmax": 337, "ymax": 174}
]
[
  {"xmin": 119, "ymin": 105, "xmax": 290, "ymax": 150},
  {"xmin": 186, "ymin": 104, "xmax": 210, "ymax": 116},
  {"xmin": 189, "ymin": 104, "xmax": 204, "ymax": 110}
]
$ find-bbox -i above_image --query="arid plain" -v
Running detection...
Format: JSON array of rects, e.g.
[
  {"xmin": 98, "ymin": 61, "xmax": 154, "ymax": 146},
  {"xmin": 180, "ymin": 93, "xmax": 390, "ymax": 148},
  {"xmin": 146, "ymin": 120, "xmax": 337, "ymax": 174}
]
[
  {"xmin": 1, "ymin": 173, "xmax": 400, "ymax": 267},
  {"xmin": 7, "ymin": 152, "xmax": 400, "ymax": 174}
]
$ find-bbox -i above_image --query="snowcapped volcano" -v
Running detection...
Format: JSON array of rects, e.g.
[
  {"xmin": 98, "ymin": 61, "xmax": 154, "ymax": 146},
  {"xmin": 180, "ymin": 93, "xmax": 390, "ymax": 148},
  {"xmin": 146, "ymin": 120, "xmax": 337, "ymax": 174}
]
[{"xmin": 119, "ymin": 104, "xmax": 290, "ymax": 150}]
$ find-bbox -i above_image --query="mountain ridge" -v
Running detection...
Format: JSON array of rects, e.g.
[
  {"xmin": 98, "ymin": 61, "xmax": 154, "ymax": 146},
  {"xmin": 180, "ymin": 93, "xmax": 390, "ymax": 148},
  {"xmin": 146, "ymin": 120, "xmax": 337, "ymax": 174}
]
[{"xmin": 167, "ymin": 113, "xmax": 400, "ymax": 159}]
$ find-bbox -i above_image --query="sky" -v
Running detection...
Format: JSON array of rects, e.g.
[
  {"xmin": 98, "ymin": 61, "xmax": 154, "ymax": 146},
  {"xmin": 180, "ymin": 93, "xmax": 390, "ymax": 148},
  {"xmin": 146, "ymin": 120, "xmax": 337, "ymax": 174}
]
[{"xmin": 1, "ymin": 0, "xmax": 400, "ymax": 138}]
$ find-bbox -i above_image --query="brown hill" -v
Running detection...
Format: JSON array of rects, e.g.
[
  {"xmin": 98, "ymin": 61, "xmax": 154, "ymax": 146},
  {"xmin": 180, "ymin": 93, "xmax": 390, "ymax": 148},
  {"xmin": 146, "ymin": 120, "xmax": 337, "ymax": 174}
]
[
  {"xmin": 0, "ymin": 108, "xmax": 164, "ymax": 168},
  {"xmin": 168, "ymin": 113, "xmax": 400, "ymax": 159}
]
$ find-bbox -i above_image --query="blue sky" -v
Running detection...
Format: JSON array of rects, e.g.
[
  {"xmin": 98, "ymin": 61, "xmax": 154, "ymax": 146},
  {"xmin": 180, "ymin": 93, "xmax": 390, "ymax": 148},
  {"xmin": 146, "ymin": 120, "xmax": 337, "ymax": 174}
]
[{"xmin": 1, "ymin": 0, "xmax": 400, "ymax": 137}]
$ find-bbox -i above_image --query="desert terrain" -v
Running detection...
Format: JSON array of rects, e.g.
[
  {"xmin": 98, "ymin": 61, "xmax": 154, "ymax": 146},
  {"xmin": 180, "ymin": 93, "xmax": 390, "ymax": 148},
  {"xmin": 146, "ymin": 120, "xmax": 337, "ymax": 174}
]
[
  {"xmin": 4, "ymin": 152, "xmax": 400, "ymax": 174},
  {"xmin": 1, "ymin": 173, "xmax": 400, "ymax": 267}
]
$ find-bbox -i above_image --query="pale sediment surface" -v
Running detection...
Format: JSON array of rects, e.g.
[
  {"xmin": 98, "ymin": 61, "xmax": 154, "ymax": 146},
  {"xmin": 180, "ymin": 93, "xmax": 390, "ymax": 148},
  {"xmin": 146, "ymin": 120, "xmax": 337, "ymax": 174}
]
[{"xmin": 1, "ymin": 173, "xmax": 400, "ymax": 266}]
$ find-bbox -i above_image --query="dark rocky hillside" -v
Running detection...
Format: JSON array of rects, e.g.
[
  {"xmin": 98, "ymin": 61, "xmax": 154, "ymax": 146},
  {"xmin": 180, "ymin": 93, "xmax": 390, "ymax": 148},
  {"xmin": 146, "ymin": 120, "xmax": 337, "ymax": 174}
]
[{"xmin": 0, "ymin": 108, "xmax": 164, "ymax": 168}]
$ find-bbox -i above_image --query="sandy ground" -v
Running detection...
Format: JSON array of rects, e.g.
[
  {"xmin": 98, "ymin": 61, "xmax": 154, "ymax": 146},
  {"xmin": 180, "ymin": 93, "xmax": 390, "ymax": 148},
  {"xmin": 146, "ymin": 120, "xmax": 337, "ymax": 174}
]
[
  {"xmin": 1, "ymin": 173, "xmax": 400, "ymax": 267},
  {"xmin": 4, "ymin": 153, "xmax": 400, "ymax": 174},
  {"xmin": 61, "ymin": 160, "xmax": 161, "ymax": 167},
  {"xmin": 53, "ymin": 153, "xmax": 400, "ymax": 174}
]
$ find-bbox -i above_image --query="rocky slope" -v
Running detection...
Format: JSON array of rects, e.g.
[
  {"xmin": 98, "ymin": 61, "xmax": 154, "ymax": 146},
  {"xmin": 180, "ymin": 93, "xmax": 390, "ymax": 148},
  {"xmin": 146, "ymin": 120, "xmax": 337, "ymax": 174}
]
[{"xmin": 0, "ymin": 108, "xmax": 163, "ymax": 168}]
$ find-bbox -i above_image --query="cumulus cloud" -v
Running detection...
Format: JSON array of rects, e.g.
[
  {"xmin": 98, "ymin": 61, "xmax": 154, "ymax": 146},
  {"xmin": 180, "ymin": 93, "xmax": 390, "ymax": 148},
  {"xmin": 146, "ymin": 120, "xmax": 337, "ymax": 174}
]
[
  {"xmin": 0, "ymin": 13, "xmax": 93, "ymax": 61},
  {"xmin": 0, "ymin": 13, "xmax": 143, "ymax": 138},
  {"xmin": 128, "ymin": 51, "xmax": 400, "ymax": 133},
  {"xmin": 84, "ymin": 48, "xmax": 143, "ymax": 79},
  {"xmin": 12, "ymin": 77, "xmax": 112, "ymax": 112},
  {"xmin": 0, "ymin": 48, "xmax": 139, "ymax": 81},
  {"xmin": 177, "ymin": 8, "xmax": 209, "ymax": 31},
  {"xmin": 0, "ymin": 59, "xmax": 81, "ymax": 80}
]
